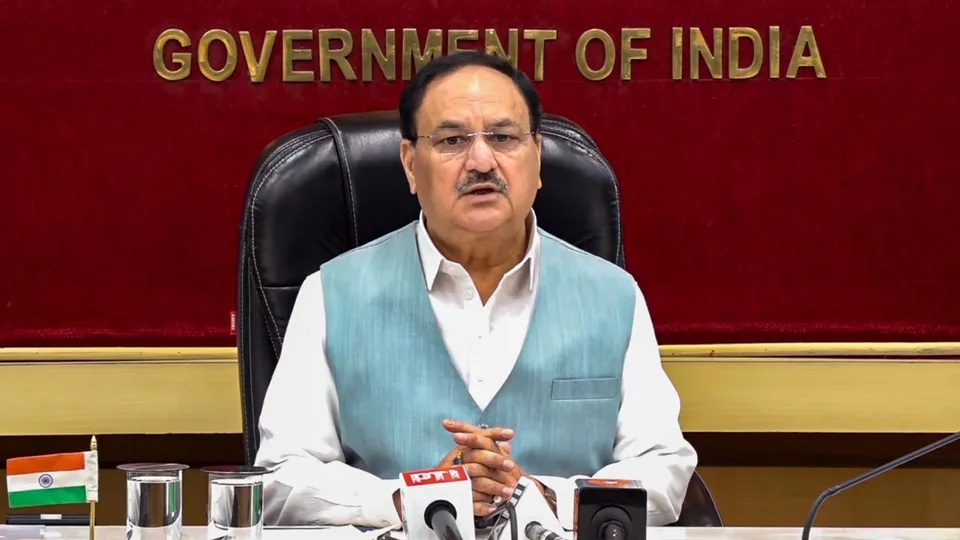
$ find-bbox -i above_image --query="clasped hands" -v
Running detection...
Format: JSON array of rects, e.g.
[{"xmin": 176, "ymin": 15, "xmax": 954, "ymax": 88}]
[{"xmin": 439, "ymin": 419, "xmax": 549, "ymax": 517}]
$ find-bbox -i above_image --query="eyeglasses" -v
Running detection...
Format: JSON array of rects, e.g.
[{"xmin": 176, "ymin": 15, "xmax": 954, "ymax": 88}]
[{"xmin": 418, "ymin": 128, "xmax": 534, "ymax": 156}]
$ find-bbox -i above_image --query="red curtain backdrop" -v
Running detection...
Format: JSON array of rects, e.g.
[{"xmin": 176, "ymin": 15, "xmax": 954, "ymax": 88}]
[{"xmin": 2, "ymin": 0, "xmax": 958, "ymax": 347}]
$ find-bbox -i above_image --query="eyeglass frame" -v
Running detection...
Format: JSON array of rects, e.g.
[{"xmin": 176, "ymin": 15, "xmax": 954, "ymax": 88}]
[{"xmin": 413, "ymin": 128, "xmax": 538, "ymax": 155}]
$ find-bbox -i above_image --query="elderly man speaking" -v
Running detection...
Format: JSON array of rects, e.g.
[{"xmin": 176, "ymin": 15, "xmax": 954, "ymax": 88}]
[{"xmin": 253, "ymin": 50, "xmax": 697, "ymax": 530}]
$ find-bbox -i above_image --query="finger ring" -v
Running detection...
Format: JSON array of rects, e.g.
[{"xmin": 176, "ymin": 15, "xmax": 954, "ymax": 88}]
[
  {"xmin": 479, "ymin": 423, "xmax": 490, "ymax": 430},
  {"xmin": 492, "ymin": 495, "xmax": 503, "ymax": 505},
  {"xmin": 453, "ymin": 451, "xmax": 463, "ymax": 465}
]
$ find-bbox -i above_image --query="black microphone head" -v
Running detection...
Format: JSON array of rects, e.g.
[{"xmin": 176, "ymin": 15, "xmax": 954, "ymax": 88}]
[
  {"xmin": 590, "ymin": 506, "xmax": 632, "ymax": 540},
  {"xmin": 574, "ymin": 479, "xmax": 646, "ymax": 540},
  {"xmin": 424, "ymin": 500, "xmax": 457, "ymax": 530}
]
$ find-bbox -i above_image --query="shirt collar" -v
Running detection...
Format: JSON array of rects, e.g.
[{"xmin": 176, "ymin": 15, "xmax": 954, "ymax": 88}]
[{"xmin": 416, "ymin": 210, "xmax": 540, "ymax": 292}]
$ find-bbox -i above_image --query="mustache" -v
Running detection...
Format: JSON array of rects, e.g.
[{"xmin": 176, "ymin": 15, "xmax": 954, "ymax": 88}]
[{"xmin": 455, "ymin": 172, "xmax": 509, "ymax": 196}]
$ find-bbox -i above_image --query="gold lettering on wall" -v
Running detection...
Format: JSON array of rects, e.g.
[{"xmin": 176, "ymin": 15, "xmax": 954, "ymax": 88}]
[
  {"xmin": 787, "ymin": 25, "xmax": 826, "ymax": 78},
  {"xmin": 153, "ymin": 29, "xmax": 191, "ymax": 81},
  {"xmin": 150, "ymin": 26, "xmax": 825, "ymax": 83},
  {"xmin": 620, "ymin": 28, "xmax": 650, "ymax": 81},
  {"xmin": 448, "ymin": 29, "xmax": 479, "ymax": 54},
  {"xmin": 361, "ymin": 29, "xmax": 396, "ymax": 81},
  {"xmin": 402, "ymin": 29, "xmax": 442, "ymax": 81},
  {"xmin": 729, "ymin": 27, "xmax": 762, "ymax": 80},
  {"xmin": 671, "ymin": 27, "xmax": 683, "ymax": 80},
  {"xmin": 319, "ymin": 29, "xmax": 357, "ymax": 82},
  {"xmin": 769, "ymin": 26, "xmax": 781, "ymax": 79},
  {"xmin": 282, "ymin": 29, "xmax": 314, "ymax": 82},
  {"xmin": 485, "ymin": 29, "xmax": 519, "ymax": 68},
  {"xmin": 690, "ymin": 27, "xmax": 723, "ymax": 80},
  {"xmin": 197, "ymin": 29, "xmax": 238, "ymax": 82},
  {"xmin": 523, "ymin": 29, "xmax": 556, "ymax": 82},
  {"xmin": 239, "ymin": 31, "xmax": 276, "ymax": 83},
  {"xmin": 575, "ymin": 29, "xmax": 615, "ymax": 81},
  {"xmin": 668, "ymin": 26, "xmax": 821, "ymax": 80}
]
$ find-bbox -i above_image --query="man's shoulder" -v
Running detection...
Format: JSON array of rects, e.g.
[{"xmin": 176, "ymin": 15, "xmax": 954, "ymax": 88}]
[
  {"xmin": 538, "ymin": 228, "xmax": 635, "ymax": 288},
  {"xmin": 321, "ymin": 221, "xmax": 417, "ymax": 270}
]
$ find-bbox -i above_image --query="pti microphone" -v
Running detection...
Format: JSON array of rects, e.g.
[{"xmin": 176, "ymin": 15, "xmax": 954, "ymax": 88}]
[
  {"xmin": 801, "ymin": 430, "xmax": 960, "ymax": 540},
  {"xmin": 400, "ymin": 466, "xmax": 477, "ymax": 540},
  {"xmin": 573, "ymin": 479, "xmax": 647, "ymax": 540}
]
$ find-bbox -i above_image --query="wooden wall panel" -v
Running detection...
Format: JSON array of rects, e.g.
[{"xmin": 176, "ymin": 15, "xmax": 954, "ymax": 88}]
[
  {"xmin": 2, "ymin": 349, "xmax": 960, "ymax": 435},
  {"xmin": 699, "ymin": 467, "xmax": 960, "ymax": 527}
]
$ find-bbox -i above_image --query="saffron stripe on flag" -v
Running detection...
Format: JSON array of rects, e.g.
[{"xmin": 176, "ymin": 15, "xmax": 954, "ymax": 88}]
[
  {"xmin": 7, "ymin": 452, "xmax": 86, "ymax": 475},
  {"xmin": 8, "ymin": 485, "xmax": 88, "ymax": 508}
]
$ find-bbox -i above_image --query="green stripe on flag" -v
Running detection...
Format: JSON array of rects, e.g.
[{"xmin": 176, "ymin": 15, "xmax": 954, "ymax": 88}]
[{"xmin": 8, "ymin": 485, "xmax": 87, "ymax": 507}]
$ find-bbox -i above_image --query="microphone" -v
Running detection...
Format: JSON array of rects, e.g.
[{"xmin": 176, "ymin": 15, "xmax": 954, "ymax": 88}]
[
  {"xmin": 591, "ymin": 508, "xmax": 629, "ymax": 540},
  {"xmin": 573, "ymin": 479, "xmax": 647, "ymax": 540},
  {"xmin": 801, "ymin": 430, "xmax": 960, "ymax": 540},
  {"xmin": 400, "ymin": 466, "xmax": 476, "ymax": 540},
  {"xmin": 425, "ymin": 500, "xmax": 461, "ymax": 540},
  {"xmin": 525, "ymin": 521, "xmax": 563, "ymax": 540},
  {"xmin": 491, "ymin": 476, "xmax": 567, "ymax": 540}
]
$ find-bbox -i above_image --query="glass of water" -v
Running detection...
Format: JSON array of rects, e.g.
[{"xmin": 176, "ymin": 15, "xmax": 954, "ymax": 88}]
[
  {"xmin": 118, "ymin": 463, "xmax": 189, "ymax": 540},
  {"xmin": 202, "ymin": 465, "xmax": 269, "ymax": 540}
]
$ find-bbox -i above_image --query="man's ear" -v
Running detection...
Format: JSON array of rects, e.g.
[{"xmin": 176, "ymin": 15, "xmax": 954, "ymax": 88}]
[{"xmin": 400, "ymin": 139, "xmax": 417, "ymax": 194}]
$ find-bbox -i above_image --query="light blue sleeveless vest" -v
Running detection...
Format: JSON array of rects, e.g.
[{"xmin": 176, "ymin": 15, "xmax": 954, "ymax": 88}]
[{"xmin": 320, "ymin": 222, "xmax": 636, "ymax": 479}]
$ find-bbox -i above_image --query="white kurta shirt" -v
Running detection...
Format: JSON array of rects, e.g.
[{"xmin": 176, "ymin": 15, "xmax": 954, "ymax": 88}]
[{"xmin": 254, "ymin": 211, "xmax": 697, "ymax": 529}]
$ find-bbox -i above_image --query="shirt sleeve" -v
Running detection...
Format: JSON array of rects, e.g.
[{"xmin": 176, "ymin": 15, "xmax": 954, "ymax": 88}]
[
  {"xmin": 254, "ymin": 270, "xmax": 403, "ymax": 528},
  {"xmin": 533, "ymin": 282, "xmax": 698, "ymax": 529}
]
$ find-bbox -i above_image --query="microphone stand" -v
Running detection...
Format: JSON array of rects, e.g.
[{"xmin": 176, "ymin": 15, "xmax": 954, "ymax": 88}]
[{"xmin": 801, "ymin": 430, "xmax": 960, "ymax": 540}]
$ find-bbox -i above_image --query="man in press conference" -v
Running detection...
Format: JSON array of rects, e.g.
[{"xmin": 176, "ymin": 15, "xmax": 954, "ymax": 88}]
[{"xmin": 253, "ymin": 50, "xmax": 697, "ymax": 530}]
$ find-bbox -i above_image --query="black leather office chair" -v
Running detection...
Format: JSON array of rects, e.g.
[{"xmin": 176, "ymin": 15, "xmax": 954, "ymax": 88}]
[
  {"xmin": 674, "ymin": 471, "xmax": 724, "ymax": 526},
  {"xmin": 235, "ymin": 109, "xmax": 720, "ymax": 526}
]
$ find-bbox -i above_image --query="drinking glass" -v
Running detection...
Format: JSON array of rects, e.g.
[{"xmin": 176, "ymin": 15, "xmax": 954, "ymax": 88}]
[
  {"xmin": 202, "ymin": 465, "xmax": 269, "ymax": 540},
  {"xmin": 118, "ymin": 463, "xmax": 189, "ymax": 540}
]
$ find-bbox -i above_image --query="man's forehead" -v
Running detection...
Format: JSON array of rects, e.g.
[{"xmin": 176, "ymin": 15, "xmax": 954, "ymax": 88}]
[{"xmin": 418, "ymin": 66, "xmax": 529, "ymax": 131}]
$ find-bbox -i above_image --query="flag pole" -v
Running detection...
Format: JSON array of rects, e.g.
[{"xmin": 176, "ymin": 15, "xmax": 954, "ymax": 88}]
[{"xmin": 89, "ymin": 435, "xmax": 97, "ymax": 540}]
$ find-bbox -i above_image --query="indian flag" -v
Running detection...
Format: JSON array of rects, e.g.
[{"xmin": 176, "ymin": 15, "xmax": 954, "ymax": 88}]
[{"xmin": 6, "ymin": 451, "xmax": 99, "ymax": 508}]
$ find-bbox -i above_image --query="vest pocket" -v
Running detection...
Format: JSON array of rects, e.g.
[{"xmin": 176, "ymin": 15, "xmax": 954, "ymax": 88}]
[{"xmin": 550, "ymin": 377, "xmax": 619, "ymax": 400}]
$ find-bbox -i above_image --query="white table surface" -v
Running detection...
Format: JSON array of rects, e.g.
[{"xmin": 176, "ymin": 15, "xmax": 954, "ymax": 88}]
[{"xmin": 1, "ymin": 526, "xmax": 958, "ymax": 540}]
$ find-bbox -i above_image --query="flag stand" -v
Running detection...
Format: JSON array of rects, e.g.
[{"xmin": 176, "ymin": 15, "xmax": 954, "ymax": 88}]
[{"xmin": 89, "ymin": 435, "xmax": 97, "ymax": 540}]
